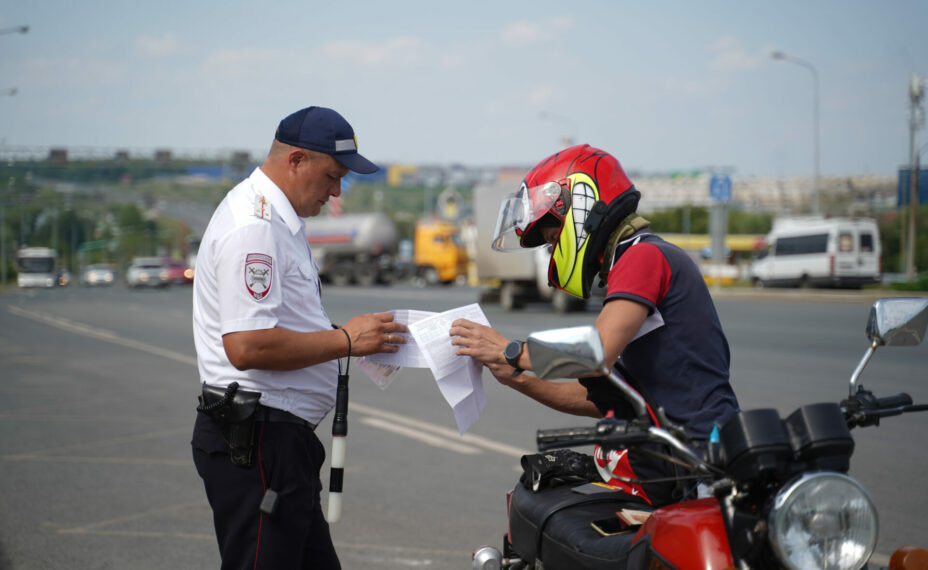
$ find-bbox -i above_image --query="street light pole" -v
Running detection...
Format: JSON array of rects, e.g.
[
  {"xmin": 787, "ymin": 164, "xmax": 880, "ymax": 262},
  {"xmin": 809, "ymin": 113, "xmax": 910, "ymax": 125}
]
[
  {"xmin": 0, "ymin": 23, "xmax": 27, "ymax": 285},
  {"xmin": 906, "ymin": 74, "xmax": 924, "ymax": 281},
  {"xmin": 1, "ymin": 177, "xmax": 9, "ymax": 285},
  {"xmin": 772, "ymin": 50, "xmax": 821, "ymax": 216}
]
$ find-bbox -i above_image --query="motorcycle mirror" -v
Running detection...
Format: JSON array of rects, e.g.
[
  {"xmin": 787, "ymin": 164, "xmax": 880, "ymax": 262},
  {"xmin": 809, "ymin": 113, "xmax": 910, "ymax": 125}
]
[
  {"xmin": 850, "ymin": 297, "xmax": 928, "ymax": 397},
  {"xmin": 526, "ymin": 325, "xmax": 606, "ymax": 380},
  {"xmin": 866, "ymin": 297, "xmax": 928, "ymax": 347}
]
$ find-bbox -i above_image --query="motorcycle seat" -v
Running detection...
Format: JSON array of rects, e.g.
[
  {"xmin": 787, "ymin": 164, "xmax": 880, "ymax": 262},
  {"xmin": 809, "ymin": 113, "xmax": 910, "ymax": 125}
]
[{"xmin": 508, "ymin": 482, "xmax": 650, "ymax": 570}]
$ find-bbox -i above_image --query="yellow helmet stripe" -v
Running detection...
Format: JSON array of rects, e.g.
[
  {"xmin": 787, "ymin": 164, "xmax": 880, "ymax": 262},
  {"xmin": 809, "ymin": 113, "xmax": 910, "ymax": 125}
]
[{"xmin": 550, "ymin": 172, "xmax": 599, "ymax": 298}]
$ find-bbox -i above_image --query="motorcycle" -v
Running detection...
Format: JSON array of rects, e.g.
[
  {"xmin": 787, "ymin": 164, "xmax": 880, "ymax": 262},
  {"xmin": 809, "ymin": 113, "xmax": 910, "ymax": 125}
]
[{"xmin": 473, "ymin": 297, "xmax": 928, "ymax": 570}]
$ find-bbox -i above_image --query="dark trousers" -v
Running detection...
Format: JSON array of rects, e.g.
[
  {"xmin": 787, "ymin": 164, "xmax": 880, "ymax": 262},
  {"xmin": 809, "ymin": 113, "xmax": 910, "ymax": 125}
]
[{"xmin": 192, "ymin": 413, "xmax": 340, "ymax": 570}]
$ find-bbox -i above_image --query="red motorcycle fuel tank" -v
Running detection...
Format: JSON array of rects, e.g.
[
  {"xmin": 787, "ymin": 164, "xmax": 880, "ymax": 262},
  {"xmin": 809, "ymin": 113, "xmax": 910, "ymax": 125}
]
[{"xmin": 632, "ymin": 497, "xmax": 734, "ymax": 570}]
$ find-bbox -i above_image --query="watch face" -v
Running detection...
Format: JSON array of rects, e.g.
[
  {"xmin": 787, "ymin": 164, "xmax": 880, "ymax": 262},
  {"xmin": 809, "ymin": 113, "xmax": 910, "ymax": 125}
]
[{"xmin": 505, "ymin": 341, "xmax": 522, "ymax": 364}]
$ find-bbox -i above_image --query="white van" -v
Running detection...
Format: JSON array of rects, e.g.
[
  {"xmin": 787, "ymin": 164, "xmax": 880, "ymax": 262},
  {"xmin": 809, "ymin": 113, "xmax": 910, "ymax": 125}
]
[{"xmin": 750, "ymin": 217, "xmax": 881, "ymax": 288}]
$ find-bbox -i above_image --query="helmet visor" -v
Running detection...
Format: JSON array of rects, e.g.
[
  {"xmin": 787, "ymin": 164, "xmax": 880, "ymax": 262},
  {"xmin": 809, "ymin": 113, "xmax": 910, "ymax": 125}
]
[{"xmin": 491, "ymin": 181, "xmax": 567, "ymax": 251}]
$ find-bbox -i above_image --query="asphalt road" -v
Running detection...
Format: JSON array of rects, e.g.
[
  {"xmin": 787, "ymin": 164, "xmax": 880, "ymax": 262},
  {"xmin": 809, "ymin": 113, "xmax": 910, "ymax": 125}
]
[{"xmin": 1, "ymin": 283, "xmax": 926, "ymax": 569}]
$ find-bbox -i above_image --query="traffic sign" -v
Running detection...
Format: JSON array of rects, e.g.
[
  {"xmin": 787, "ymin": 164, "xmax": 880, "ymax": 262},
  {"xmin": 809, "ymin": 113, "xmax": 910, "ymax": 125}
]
[{"xmin": 710, "ymin": 174, "xmax": 732, "ymax": 202}]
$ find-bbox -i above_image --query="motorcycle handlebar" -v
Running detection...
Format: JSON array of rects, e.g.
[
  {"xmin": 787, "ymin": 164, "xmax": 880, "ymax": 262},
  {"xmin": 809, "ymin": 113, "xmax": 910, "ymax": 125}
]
[
  {"xmin": 844, "ymin": 391, "xmax": 923, "ymax": 428},
  {"xmin": 536, "ymin": 419, "xmax": 634, "ymax": 451},
  {"xmin": 875, "ymin": 392, "xmax": 913, "ymax": 410},
  {"xmin": 536, "ymin": 427, "xmax": 600, "ymax": 451},
  {"xmin": 535, "ymin": 421, "xmax": 720, "ymax": 476}
]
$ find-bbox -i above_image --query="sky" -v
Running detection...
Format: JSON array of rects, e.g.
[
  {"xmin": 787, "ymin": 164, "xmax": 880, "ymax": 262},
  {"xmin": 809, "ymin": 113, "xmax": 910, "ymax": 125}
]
[{"xmin": 0, "ymin": 1, "xmax": 926, "ymax": 178}]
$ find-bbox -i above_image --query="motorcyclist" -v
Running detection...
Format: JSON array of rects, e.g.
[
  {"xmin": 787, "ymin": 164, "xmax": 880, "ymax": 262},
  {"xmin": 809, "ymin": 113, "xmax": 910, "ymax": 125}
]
[{"xmin": 450, "ymin": 144, "xmax": 740, "ymax": 505}]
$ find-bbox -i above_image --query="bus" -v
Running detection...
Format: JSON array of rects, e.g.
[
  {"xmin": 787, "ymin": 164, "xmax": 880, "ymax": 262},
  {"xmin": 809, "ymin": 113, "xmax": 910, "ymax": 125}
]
[
  {"xmin": 16, "ymin": 247, "xmax": 68, "ymax": 288},
  {"xmin": 749, "ymin": 217, "xmax": 881, "ymax": 289}
]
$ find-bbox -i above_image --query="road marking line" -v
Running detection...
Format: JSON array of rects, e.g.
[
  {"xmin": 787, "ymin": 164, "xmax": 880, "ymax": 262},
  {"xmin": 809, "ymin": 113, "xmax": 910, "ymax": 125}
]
[
  {"xmin": 56, "ymin": 528, "xmax": 215, "ymax": 539},
  {"xmin": 3, "ymin": 455, "xmax": 190, "ymax": 467},
  {"xmin": 359, "ymin": 417, "xmax": 480, "ymax": 455},
  {"xmin": 352, "ymin": 402, "xmax": 531, "ymax": 459},
  {"xmin": 7, "ymin": 305, "xmax": 528, "ymax": 458},
  {"xmin": 56, "ymin": 500, "xmax": 205, "ymax": 535},
  {"xmin": 7, "ymin": 305, "xmax": 197, "ymax": 366},
  {"xmin": 6, "ymin": 426, "xmax": 190, "ymax": 457},
  {"xmin": 336, "ymin": 541, "xmax": 465, "ymax": 557},
  {"xmin": 0, "ymin": 412, "xmax": 173, "ymax": 422}
]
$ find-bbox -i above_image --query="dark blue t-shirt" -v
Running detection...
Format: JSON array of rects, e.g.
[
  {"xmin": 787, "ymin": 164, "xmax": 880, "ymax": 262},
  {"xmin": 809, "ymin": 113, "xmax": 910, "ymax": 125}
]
[{"xmin": 585, "ymin": 230, "xmax": 739, "ymax": 440}]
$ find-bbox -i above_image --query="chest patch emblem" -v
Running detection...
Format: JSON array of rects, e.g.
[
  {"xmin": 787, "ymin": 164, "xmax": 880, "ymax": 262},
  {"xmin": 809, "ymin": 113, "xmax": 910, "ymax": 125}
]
[{"xmin": 244, "ymin": 253, "xmax": 273, "ymax": 300}]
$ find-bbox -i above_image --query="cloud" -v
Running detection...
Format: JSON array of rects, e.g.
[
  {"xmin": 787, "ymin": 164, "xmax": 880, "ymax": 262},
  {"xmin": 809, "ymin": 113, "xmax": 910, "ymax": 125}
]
[
  {"xmin": 528, "ymin": 85, "xmax": 558, "ymax": 107},
  {"xmin": 136, "ymin": 33, "xmax": 181, "ymax": 58},
  {"xmin": 657, "ymin": 75, "xmax": 718, "ymax": 98},
  {"xmin": 708, "ymin": 36, "xmax": 764, "ymax": 73},
  {"xmin": 500, "ymin": 15, "xmax": 574, "ymax": 46},
  {"xmin": 21, "ymin": 56, "xmax": 124, "ymax": 88},
  {"xmin": 321, "ymin": 36, "xmax": 428, "ymax": 67},
  {"xmin": 201, "ymin": 47, "xmax": 281, "ymax": 78}
]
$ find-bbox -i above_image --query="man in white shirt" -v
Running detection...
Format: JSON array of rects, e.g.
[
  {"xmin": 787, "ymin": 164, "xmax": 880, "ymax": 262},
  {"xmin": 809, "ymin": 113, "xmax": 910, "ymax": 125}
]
[{"xmin": 192, "ymin": 106, "xmax": 406, "ymax": 570}]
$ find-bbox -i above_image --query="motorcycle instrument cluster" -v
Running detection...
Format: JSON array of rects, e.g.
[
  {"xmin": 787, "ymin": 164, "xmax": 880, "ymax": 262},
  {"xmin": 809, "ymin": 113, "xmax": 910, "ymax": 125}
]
[{"xmin": 717, "ymin": 402, "xmax": 855, "ymax": 483}]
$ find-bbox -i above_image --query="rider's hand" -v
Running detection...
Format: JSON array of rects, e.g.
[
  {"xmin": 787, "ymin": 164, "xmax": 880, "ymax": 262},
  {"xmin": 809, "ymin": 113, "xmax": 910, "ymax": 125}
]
[
  {"xmin": 487, "ymin": 361, "xmax": 524, "ymax": 388},
  {"xmin": 449, "ymin": 319, "xmax": 509, "ymax": 365}
]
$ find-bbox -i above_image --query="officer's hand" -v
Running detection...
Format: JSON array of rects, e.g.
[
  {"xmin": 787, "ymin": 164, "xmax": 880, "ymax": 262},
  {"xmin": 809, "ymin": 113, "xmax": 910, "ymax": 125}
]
[
  {"xmin": 342, "ymin": 312, "xmax": 408, "ymax": 357},
  {"xmin": 448, "ymin": 318, "xmax": 509, "ymax": 365}
]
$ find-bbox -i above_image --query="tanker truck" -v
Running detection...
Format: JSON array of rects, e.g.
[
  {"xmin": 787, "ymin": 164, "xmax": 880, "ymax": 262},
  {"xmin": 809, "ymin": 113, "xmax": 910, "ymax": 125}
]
[{"xmin": 304, "ymin": 213, "xmax": 398, "ymax": 286}]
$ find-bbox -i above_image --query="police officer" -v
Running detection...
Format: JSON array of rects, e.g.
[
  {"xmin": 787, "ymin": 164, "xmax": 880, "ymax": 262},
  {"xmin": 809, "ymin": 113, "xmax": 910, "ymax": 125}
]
[{"xmin": 191, "ymin": 106, "xmax": 407, "ymax": 570}]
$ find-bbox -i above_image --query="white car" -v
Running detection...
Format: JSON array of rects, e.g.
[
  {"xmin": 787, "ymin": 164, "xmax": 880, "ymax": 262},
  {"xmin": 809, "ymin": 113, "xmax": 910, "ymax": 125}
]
[
  {"xmin": 126, "ymin": 257, "xmax": 170, "ymax": 288},
  {"xmin": 80, "ymin": 264, "xmax": 117, "ymax": 287}
]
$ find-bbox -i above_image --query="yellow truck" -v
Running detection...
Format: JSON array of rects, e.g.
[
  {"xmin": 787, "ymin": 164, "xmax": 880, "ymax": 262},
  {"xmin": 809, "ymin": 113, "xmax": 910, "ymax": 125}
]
[{"xmin": 413, "ymin": 219, "xmax": 468, "ymax": 286}]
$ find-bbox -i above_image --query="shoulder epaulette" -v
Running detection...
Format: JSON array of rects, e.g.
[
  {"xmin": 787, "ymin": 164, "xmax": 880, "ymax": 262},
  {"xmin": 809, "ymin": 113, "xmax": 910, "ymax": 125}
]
[{"xmin": 252, "ymin": 194, "xmax": 272, "ymax": 221}]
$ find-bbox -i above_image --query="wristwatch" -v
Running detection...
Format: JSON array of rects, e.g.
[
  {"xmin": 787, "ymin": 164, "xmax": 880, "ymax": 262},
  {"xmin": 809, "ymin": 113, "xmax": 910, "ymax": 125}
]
[{"xmin": 504, "ymin": 340, "xmax": 525, "ymax": 376}]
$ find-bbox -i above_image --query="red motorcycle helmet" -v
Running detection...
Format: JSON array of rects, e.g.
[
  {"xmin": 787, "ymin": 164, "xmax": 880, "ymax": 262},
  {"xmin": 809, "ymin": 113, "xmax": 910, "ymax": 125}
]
[{"xmin": 492, "ymin": 144, "xmax": 640, "ymax": 298}]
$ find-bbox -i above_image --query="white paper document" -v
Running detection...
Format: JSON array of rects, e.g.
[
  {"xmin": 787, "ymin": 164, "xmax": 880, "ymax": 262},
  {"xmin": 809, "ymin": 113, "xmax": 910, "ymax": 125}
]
[
  {"xmin": 632, "ymin": 309, "xmax": 664, "ymax": 341},
  {"xmin": 363, "ymin": 309, "xmax": 434, "ymax": 370},
  {"xmin": 358, "ymin": 304, "xmax": 490, "ymax": 434},
  {"xmin": 359, "ymin": 309, "xmax": 434, "ymax": 389}
]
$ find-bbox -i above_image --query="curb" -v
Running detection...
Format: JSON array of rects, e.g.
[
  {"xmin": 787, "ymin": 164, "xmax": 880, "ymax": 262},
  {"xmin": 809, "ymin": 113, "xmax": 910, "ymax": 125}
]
[{"xmin": 708, "ymin": 287, "xmax": 928, "ymax": 304}]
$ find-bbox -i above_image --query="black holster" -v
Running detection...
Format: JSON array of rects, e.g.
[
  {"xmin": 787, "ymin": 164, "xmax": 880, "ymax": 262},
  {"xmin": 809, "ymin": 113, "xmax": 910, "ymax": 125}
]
[{"xmin": 197, "ymin": 382, "xmax": 260, "ymax": 467}]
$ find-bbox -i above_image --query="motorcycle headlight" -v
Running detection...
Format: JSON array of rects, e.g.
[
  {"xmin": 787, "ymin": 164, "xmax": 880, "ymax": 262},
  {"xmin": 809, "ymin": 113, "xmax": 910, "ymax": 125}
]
[{"xmin": 769, "ymin": 472, "xmax": 877, "ymax": 570}]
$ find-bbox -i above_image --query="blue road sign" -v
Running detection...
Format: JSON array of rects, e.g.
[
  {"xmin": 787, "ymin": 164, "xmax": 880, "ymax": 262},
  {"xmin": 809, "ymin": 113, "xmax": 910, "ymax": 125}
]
[
  {"xmin": 897, "ymin": 168, "xmax": 928, "ymax": 206},
  {"xmin": 710, "ymin": 174, "xmax": 732, "ymax": 202}
]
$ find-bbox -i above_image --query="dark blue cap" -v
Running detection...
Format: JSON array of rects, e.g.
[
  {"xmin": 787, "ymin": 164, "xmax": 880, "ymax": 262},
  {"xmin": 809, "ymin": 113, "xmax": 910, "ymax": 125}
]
[{"xmin": 274, "ymin": 106, "xmax": 378, "ymax": 174}]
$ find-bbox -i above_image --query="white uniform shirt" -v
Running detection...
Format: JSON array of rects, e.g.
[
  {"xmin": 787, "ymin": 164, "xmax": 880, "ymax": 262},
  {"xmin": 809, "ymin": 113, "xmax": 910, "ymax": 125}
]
[{"xmin": 192, "ymin": 167, "xmax": 339, "ymax": 424}]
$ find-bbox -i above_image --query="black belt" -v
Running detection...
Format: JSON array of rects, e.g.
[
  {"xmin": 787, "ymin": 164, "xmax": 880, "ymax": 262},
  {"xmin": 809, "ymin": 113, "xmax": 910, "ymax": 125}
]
[{"xmin": 255, "ymin": 404, "xmax": 317, "ymax": 430}]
